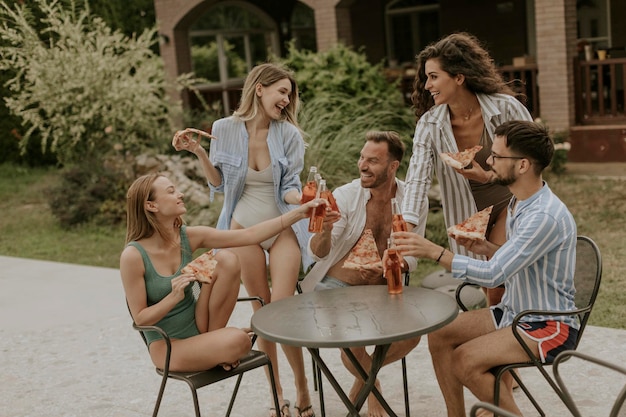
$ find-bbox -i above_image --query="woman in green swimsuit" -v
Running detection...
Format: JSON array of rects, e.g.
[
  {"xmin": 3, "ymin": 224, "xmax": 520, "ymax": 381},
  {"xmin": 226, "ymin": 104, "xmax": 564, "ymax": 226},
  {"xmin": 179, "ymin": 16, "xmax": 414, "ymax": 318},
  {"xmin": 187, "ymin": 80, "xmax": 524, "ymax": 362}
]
[{"xmin": 120, "ymin": 173, "xmax": 323, "ymax": 372}]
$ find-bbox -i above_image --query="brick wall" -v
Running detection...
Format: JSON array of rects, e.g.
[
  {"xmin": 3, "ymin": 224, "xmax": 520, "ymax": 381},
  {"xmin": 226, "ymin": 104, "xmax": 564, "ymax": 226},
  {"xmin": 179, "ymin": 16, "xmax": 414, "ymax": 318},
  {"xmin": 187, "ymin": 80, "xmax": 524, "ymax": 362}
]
[{"xmin": 535, "ymin": 0, "xmax": 577, "ymax": 132}]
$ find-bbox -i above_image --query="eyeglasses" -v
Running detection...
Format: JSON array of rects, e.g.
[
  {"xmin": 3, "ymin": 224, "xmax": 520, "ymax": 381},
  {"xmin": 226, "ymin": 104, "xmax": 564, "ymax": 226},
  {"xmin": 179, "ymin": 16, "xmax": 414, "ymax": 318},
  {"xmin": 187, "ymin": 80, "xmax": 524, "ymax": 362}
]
[{"xmin": 489, "ymin": 152, "xmax": 525, "ymax": 161}]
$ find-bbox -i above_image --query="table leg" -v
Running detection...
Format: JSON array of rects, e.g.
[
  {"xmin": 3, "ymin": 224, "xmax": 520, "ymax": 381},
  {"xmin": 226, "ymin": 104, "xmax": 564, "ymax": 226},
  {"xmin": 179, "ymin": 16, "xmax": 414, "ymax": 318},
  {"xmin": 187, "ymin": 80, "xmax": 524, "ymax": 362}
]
[
  {"xmin": 343, "ymin": 344, "xmax": 397, "ymax": 417},
  {"xmin": 306, "ymin": 348, "xmax": 360, "ymax": 416}
]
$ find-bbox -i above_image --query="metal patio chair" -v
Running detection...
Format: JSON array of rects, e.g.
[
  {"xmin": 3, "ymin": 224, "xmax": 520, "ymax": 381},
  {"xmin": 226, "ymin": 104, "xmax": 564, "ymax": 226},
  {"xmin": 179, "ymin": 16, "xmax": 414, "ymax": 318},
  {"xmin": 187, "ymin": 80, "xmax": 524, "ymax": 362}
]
[
  {"xmin": 553, "ymin": 350, "xmax": 626, "ymax": 417},
  {"xmin": 130, "ymin": 282, "xmax": 280, "ymax": 417},
  {"xmin": 455, "ymin": 235, "xmax": 602, "ymax": 416}
]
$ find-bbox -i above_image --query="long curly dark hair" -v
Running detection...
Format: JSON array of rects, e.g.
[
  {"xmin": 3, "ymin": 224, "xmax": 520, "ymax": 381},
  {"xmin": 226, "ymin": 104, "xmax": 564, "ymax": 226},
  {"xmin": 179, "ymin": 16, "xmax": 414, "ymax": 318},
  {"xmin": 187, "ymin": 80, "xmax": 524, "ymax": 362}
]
[{"xmin": 411, "ymin": 32, "xmax": 522, "ymax": 119}]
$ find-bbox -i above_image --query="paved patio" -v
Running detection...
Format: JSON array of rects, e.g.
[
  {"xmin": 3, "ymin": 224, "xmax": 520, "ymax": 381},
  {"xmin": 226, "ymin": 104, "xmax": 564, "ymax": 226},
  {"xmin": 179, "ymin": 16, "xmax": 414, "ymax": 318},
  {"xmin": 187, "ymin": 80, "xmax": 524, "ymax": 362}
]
[{"xmin": 1, "ymin": 255, "xmax": 625, "ymax": 417}]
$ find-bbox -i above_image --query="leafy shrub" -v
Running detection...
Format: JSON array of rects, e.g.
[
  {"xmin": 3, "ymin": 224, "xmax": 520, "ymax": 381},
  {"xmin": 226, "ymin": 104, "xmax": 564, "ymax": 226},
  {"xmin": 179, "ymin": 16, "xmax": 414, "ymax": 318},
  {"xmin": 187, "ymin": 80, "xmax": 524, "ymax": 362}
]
[
  {"xmin": 48, "ymin": 150, "xmax": 136, "ymax": 226},
  {"xmin": 0, "ymin": 0, "xmax": 190, "ymax": 166},
  {"xmin": 280, "ymin": 41, "xmax": 403, "ymax": 104}
]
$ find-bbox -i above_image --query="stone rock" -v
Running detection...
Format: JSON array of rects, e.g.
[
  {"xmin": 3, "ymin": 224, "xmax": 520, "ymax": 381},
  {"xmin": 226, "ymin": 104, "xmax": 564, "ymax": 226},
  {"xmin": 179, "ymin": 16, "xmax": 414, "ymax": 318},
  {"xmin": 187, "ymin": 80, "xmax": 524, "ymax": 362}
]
[
  {"xmin": 421, "ymin": 268, "xmax": 459, "ymax": 289},
  {"xmin": 133, "ymin": 153, "xmax": 215, "ymax": 225}
]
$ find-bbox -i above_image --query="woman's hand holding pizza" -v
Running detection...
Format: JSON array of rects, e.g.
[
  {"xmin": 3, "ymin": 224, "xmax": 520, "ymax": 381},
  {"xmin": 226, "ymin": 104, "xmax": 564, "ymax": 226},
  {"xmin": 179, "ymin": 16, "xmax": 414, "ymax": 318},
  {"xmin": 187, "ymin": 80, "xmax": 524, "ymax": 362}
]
[
  {"xmin": 454, "ymin": 160, "xmax": 492, "ymax": 183},
  {"xmin": 169, "ymin": 273, "xmax": 196, "ymax": 302},
  {"xmin": 172, "ymin": 128, "xmax": 216, "ymax": 155}
]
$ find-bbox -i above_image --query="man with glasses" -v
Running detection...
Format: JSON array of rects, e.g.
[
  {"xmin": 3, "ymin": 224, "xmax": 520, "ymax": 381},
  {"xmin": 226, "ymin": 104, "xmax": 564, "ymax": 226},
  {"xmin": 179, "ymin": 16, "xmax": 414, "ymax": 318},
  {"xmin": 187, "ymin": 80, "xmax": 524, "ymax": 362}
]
[{"xmin": 393, "ymin": 120, "xmax": 578, "ymax": 417}]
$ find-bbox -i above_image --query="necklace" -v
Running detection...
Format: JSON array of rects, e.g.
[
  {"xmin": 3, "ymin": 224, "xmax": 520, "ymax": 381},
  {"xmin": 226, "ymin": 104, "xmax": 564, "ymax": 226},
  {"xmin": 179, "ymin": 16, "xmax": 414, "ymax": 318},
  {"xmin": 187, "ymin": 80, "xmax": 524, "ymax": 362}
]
[{"xmin": 463, "ymin": 105, "xmax": 474, "ymax": 121}]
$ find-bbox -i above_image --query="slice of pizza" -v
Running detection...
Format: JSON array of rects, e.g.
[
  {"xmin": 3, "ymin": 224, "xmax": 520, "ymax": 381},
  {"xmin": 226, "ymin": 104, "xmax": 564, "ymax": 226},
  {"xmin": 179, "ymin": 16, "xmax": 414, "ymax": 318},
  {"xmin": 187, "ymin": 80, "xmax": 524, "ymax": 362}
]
[
  {"xmin": 181, "ymin": 250, "xmax": 218, "ymax": 284},
  {"xmin": 172, "ymin": 127, "xmax": 216, "ymax": 151},
  {"xmin": 342, "ymin": 229, "xmax": 382, "ymax": 270},
  {"xmin": 447, "ymin": 205, "xmax": 493, "ymax": 240},
  {"xmin": 440, "ymin": 145, "xmax": 483, "ymax": 170}
]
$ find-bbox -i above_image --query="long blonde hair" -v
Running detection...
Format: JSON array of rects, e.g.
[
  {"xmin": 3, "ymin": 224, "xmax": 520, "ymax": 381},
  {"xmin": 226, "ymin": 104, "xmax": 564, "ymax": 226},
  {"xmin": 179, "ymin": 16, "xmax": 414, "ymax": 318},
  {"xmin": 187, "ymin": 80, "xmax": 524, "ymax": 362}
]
[
  {"xmin": 233, "ymin": 62, "xmax": 300, "ymax": 129},
  {"xmin": 125, "ymin": 173, "xmax": 182, "ymax": 246}
]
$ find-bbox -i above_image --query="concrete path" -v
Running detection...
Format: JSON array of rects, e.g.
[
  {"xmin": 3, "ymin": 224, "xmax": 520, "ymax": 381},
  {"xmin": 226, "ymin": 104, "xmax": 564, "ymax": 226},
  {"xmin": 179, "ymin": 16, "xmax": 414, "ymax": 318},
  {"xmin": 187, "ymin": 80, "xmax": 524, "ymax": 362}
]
[{"xmin": 1, "ymin": 255, "xmax": 625, "ymax": 417}]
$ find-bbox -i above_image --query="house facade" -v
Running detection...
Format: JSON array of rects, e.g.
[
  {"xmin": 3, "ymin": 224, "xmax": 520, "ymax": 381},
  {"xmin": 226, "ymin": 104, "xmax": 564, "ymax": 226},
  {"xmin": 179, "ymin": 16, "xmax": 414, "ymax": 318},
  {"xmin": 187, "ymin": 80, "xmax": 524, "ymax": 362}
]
[{"xmin": 154, "ymin": 0, "xmax": 626, "ymax": 162}]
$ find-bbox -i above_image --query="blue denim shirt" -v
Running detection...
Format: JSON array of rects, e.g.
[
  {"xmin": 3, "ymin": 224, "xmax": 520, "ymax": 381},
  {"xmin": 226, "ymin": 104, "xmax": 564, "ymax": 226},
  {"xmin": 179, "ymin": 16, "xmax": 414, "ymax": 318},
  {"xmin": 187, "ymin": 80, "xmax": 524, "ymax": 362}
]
[{"xmin": 208, "ymin": 116, "xmax": 313, "ymax": 269}]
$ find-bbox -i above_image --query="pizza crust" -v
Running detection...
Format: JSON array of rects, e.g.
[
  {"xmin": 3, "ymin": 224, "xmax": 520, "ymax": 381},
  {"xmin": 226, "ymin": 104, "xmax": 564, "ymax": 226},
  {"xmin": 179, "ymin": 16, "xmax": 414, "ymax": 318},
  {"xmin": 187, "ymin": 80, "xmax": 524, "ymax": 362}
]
[
  {"xmin": 447, "ymin": 205, "xmax": 493, "ymax": 241},
  {"xmin": 440, "ymin": 145, "xmax": 483, "ymax": 170},
  {"xmin": 172, "ymin": 127, "xmax": 216, "ymax": 151}
]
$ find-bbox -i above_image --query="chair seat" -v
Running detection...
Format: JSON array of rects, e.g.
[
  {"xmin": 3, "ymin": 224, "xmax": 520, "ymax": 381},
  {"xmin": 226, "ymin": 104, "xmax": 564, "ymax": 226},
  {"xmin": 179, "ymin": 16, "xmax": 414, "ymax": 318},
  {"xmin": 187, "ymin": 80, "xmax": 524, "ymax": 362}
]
[{"xmin": 157, "ymin": 349, "xmax": 270, "ymax": 388}]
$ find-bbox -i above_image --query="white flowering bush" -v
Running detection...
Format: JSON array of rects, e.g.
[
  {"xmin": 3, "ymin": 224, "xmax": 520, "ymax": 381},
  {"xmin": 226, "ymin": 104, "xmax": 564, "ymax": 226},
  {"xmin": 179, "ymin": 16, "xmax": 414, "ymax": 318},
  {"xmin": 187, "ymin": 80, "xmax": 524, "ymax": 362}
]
[{"xmin": 0, "ymin": 0, "xmax": 190, "ymax": 165}]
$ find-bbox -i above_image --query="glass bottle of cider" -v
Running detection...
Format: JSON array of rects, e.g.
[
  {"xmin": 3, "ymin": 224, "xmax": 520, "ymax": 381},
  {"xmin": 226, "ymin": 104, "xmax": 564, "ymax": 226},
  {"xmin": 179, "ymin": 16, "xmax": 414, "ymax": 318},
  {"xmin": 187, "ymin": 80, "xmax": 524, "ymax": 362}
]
[
  {"xmin": 320, "ymin": 181, "xmax": 339, "ymax": 213},
  {"xmin": 384, "ymin": 238, "xmax": 403, "ymax": 294},
  {"xmin": 308, "ymin": 179, "xmax": 327, "ymax": 233},
  {"xmin": 301, "ymin": 166, "xmax": 318, "ymax": 204},
  {"xmin": 391, "ymin": 197, "xmax": 408, "ymax": 232}
]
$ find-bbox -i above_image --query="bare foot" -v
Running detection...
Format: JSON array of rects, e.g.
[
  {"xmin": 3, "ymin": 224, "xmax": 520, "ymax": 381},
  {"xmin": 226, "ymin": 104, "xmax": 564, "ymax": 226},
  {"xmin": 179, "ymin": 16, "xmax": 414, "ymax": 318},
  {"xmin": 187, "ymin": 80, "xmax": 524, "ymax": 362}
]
[
  {"xmin": 474, "ymin": 408, "xmax": 493, "ymax": 417},
  {"xmin": 219, "ymin": 360, "xmax": 240, "ymax": 371},
  {"xmin": 348, "ymin": 378, "xmax": 365, "ymax": 404},
  {"xmin": 295, "ymin": 388, "xmax": 314, "ymax": 417},
  {"xmin": 366, "ymin": 380, "xmax": 388, "ymax": 417}
]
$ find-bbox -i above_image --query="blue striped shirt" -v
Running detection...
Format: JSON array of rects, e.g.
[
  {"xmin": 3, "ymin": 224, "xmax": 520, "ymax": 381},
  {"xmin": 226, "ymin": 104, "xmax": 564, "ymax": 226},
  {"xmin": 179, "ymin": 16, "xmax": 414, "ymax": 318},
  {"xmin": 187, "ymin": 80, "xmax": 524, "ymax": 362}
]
[
  {"xmin": 402, "ymin": 93, "xmax": 532, "ymax": 257},
  {"xmin": 208, "ymin": 116, "xmax": 313, "ymax": 269},
  {"xmin": 451, "ymin": 182, "xmax": 579, "ymax": 329}
]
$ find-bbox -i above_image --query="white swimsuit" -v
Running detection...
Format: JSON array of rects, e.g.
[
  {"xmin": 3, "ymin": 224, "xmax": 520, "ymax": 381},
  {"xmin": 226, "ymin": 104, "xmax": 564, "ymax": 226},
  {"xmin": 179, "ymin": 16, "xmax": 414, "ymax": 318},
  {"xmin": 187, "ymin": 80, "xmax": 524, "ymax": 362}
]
[{"xmin": 232, "ymin": 166, "xmax": 281, "ymax": 250}]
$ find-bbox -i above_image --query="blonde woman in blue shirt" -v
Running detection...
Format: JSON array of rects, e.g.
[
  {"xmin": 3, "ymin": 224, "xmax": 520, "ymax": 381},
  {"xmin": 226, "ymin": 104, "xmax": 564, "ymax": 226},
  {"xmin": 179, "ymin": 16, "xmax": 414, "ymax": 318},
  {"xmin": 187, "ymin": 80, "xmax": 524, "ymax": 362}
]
[{"xmin": 174, "ymin": 63, "xmax": 314, "ymax": 417}]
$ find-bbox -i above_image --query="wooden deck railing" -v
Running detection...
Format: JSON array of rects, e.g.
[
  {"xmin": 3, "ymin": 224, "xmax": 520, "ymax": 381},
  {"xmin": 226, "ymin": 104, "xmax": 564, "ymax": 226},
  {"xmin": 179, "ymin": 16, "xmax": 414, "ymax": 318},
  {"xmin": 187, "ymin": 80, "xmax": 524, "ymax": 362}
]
[
  {"xmin": 191, "ymin": 59, "xmax": 626, "ymax": 127},
  {"xmin": 499, "ymin": 64, "xmax": 539, "ymax": 119},
  {"xmin": 574, "ymin": 57, "xmax": 626, "ymax": 125}
]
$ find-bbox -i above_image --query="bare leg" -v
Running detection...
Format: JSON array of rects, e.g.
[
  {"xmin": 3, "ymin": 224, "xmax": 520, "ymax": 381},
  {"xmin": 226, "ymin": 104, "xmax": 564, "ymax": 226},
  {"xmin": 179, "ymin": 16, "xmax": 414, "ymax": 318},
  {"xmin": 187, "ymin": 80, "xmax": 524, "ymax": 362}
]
[
  {"xmin": 428, "ymin": 309, "xmax": 496, "ymax": 417},
  {"xmin": 452, "ymin": 326, "xmax": 539, "ymax": 415},
  {"xmin": 268, "ymin": 228, "xmax": 313, "ymax": 415},
  {"xmin": 194, "ymin": 249, "xmax": 241, "ymax": 332},
  {"xmin": 230, "ymin": 244, "xmax": 288, "ymax": 412}
]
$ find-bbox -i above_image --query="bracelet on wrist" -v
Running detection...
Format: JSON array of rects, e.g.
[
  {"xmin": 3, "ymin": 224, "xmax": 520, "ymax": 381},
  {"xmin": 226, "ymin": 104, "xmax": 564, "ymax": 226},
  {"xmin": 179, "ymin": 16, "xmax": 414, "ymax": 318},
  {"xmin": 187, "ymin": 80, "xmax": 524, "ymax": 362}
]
[{"xmin": 435, "ymin": 247, "xmax": 446, "ymax": 263}]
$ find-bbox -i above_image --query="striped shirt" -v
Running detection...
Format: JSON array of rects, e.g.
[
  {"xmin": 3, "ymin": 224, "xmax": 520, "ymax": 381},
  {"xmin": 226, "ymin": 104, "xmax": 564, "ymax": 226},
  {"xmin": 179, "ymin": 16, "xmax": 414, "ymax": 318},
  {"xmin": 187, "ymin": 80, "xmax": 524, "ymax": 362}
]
[
  {"xmin": 208, "ymin": 116, "xmax": 313, "ymax": 269},
  {"xmin": 451, "ymin": 183, "xmax": 579, "ymax": 329},
  {"xmin": 402, "ymin": 93, "xmax": 532, "ymax": 257}
]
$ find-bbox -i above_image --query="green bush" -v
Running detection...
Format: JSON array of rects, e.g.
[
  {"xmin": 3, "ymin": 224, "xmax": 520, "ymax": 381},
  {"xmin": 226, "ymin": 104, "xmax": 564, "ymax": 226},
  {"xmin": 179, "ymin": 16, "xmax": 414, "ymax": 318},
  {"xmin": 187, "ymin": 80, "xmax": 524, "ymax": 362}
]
[
  {"xmin": 48, "ymin": 155, "xmax": 134, "ymax": 227},
  {"xmin": 280, "ymin": 41, "xmax": 403, "ymax": 104},
  {"xmin": 0, "ymin": 0, "xmax": 189, "ymax": 166}
]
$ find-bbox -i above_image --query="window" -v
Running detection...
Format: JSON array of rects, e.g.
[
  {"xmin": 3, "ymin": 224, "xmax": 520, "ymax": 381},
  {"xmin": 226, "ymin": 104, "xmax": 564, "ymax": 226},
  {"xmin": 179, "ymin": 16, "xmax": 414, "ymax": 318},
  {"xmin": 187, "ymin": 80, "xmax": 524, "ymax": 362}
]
[
  {"xmin": 577, "ymin": 0, "xmax": 610, "ymax": 49},
  {"xmin": 385, "ymin": 0, "xmax": 440, "ymax": 66},
  {"xmin": 189, "ymin": 3, "xmax": 278, "ymax": 84}
]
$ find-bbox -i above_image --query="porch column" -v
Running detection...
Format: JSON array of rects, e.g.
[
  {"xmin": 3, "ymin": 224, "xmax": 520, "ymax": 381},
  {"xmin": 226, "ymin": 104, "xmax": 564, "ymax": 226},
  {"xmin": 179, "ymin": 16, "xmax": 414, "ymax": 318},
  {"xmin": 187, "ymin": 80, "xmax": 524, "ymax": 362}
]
[
  {"xmin": 534, "ymin": 0, "xmax": 578, "ymax": 132},
  {"xmin": 301, "ymin": 0, "xmax": 351, "ymax": 51}
]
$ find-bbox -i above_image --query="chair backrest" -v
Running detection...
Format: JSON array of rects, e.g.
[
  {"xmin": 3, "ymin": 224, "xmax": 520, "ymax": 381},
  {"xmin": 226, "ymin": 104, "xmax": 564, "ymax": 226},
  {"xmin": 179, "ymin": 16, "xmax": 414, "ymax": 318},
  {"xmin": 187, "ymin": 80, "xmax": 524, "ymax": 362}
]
[{"xmin": 571, "ymin": 235, "xmax": 602, "ymax": 347}]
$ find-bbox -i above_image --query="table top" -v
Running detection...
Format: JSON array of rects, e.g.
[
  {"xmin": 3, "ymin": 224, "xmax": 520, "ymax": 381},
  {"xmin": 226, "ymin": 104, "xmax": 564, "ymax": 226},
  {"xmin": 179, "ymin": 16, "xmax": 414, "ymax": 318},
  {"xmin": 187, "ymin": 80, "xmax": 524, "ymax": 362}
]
[{"xmin": 251, "ymin": 286, "xmax": 459, "ymax": 348}]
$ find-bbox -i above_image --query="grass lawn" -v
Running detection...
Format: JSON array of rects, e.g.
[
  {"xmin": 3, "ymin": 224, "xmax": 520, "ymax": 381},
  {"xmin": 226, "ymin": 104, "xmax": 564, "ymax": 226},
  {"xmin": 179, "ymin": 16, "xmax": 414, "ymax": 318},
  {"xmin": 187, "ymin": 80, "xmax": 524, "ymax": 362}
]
[{"xmin": 0, "ymin": 163, "xmax": 624, "ymax": 329}]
